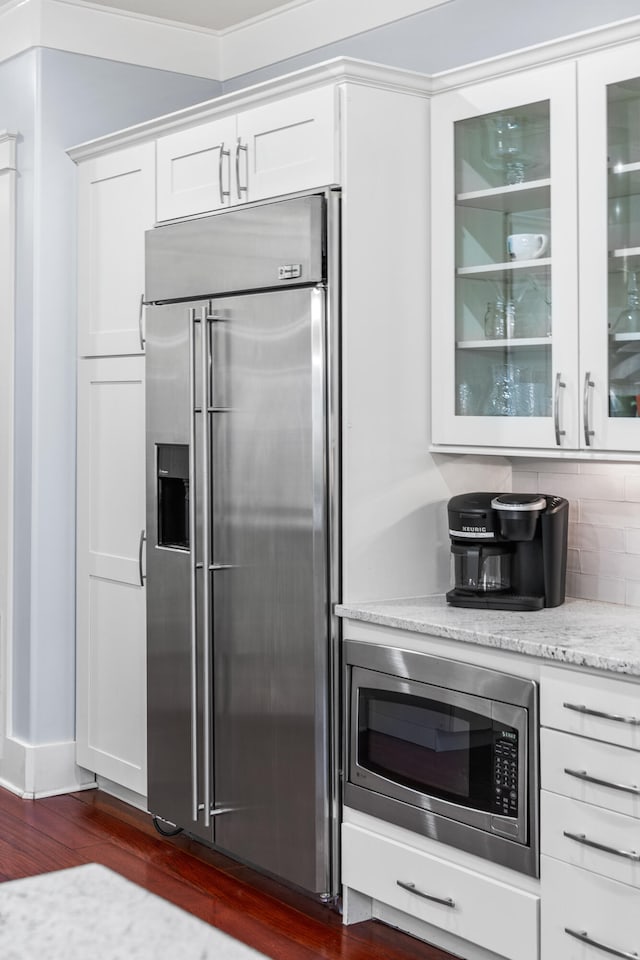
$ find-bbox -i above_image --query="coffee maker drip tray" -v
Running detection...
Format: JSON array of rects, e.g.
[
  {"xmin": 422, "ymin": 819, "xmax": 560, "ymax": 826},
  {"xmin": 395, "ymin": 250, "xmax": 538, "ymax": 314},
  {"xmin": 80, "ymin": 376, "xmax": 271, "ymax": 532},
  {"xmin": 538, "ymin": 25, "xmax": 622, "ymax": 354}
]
[{"xmin": 446, "ymin": 588, "xmax": 545, "ymax": 611}]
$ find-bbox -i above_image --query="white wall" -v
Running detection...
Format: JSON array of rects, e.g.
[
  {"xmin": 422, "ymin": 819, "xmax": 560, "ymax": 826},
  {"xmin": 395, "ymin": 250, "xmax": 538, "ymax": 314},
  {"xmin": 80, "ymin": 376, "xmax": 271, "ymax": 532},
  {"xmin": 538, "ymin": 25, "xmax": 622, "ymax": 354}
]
[
  {"xmin": 0, "ymin": 47, "xmax": 220, "ymax": 793},
  {"xmin": 222, "ymin": 0, "xmax": 640, "ymax": 91}
]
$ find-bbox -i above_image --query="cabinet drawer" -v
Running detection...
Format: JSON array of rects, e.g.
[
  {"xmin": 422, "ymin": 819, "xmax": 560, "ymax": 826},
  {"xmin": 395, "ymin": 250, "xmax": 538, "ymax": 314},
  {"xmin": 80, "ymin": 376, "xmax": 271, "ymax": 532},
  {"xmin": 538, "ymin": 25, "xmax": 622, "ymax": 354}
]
[
  {"xmin": 541, "ymin": 728, "xmax": 640, "ymax": 818},
  {"xmin": 541, "ymin": 790, "xmax": 640, "ymax": 887},
  {"xmin": 342, "ymin": 823, "xmax": 539, "ymax": 960},
  {"xmin": 541, "ymin": 667, "xmax": 640, "ymax": 750},
  {"xmin": 542, "ymin": 855, "xmax": 640, "ymax": 960}
]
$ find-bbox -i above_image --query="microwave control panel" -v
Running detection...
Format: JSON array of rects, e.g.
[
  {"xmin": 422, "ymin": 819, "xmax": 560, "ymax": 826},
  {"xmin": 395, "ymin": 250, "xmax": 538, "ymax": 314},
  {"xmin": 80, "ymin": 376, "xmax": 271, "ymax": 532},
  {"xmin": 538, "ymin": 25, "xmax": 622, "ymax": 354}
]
[{"xmin": 493, "ymin": 734, "xmax": 518, "ymax": 817}]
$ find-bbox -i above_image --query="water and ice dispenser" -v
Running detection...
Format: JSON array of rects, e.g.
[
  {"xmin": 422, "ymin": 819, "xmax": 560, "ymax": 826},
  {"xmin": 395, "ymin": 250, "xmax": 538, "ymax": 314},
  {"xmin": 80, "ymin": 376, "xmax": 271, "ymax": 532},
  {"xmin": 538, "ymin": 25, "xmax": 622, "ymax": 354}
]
[{"xmin": 156, "ymin": 444, "xmax": 189, "ymax": 550}]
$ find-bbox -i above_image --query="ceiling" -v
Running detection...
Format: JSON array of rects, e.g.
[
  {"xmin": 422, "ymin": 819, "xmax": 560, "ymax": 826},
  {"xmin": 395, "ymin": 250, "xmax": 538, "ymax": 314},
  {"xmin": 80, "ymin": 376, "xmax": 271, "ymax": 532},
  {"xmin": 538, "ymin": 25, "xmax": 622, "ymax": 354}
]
[{"xmin": 75, "ymin": 0, "xmax": 303, "ymax": 31}]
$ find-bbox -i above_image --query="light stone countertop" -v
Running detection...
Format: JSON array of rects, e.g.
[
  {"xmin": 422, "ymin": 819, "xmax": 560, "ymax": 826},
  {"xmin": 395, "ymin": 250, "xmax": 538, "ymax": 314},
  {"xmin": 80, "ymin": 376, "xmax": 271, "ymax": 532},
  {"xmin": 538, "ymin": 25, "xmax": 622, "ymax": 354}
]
[
  {"xmin": 336, "ymin": 595, "xmax": 640, "ymax": 677},
  {"xmin": 0, "ymin": 863, "xmax": 268, "ymax": 960}
]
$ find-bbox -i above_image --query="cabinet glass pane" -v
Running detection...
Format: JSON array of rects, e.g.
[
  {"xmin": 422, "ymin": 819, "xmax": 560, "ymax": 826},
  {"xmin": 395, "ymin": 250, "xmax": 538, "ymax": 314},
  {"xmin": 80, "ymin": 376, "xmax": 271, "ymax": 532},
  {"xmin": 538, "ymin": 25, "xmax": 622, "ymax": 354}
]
[
  {"xmin": 454, "ymin": 102, "xmax": 552, "ymax": 418},
  {"xmin": 608, "ymin": 79, "xmax": 640, "ymax": 421}
]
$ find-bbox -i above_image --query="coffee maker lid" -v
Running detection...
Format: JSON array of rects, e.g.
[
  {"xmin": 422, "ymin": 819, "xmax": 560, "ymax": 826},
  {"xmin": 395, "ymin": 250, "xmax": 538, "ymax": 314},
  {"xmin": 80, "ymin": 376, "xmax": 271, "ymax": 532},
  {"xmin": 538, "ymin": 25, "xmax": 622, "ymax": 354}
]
[{"xmin": 491, "ymin": 493, "xmax": 546, "ymax": 512}]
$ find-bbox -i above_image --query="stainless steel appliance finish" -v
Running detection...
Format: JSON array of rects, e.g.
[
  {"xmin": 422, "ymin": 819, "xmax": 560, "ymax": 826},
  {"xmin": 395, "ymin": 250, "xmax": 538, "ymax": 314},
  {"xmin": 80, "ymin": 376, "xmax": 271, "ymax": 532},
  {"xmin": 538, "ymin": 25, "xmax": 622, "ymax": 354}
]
[
  {"xmin": 344, "ymin": 640, "xmax": 539, "ymax": 877},
  {"xmin": 145, "ymin": 192, "xmax": 341, "ymax": 898}
]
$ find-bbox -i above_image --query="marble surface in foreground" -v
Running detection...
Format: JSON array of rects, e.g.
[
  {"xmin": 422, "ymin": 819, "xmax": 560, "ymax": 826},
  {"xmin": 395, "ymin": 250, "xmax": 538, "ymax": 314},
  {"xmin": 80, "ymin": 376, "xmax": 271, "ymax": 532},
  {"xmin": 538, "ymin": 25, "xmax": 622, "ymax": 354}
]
[
  {"xmin": 0, "ymin": 863, "xmax": 268, "ymax": 960},
  {"xmin": 336, "ymin": 595, "xmax": 640, "ymax": 676}
]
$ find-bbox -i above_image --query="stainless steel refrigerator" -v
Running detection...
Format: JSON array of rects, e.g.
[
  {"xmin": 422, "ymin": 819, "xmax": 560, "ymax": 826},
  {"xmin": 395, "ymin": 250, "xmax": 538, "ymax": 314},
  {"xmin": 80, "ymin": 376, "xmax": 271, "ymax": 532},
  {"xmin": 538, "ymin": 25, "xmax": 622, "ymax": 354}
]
[{"xmin": 144, "ymin": 191, "xmax": 341, "ymax": 899}]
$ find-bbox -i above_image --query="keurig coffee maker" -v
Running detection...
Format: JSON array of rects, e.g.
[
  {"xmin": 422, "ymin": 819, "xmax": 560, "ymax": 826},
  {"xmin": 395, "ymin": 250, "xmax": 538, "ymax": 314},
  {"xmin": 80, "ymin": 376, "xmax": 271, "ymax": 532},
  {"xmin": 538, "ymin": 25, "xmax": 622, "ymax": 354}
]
[{"xmin": 446, "ymin": 492, "xmax": 568, "ymax": 611}]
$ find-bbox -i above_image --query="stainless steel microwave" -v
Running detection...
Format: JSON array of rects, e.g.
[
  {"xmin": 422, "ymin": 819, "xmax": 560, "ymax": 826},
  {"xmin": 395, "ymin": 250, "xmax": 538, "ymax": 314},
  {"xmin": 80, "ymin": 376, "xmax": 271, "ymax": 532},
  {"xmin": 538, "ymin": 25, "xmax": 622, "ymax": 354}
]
[{"xmin": 344, "ymin": 640, "xmax": 539, "ymax": 877}]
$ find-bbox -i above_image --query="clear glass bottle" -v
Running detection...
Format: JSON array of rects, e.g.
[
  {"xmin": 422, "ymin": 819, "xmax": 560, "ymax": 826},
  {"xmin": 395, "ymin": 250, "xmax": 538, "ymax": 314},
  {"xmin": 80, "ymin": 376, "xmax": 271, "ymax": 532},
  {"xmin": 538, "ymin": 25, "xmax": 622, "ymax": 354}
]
[{"xmin": 612, "ymin": 271, "xmax": 640, "ymax": 333}]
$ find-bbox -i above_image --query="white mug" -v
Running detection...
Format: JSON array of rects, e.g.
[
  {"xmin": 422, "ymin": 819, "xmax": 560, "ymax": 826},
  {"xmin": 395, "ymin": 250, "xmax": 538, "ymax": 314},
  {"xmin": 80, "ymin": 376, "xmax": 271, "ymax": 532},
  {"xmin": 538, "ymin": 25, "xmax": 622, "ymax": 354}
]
[{"xmin": 507, "ymin": 233, "xmax": 549, "ymax": 261}]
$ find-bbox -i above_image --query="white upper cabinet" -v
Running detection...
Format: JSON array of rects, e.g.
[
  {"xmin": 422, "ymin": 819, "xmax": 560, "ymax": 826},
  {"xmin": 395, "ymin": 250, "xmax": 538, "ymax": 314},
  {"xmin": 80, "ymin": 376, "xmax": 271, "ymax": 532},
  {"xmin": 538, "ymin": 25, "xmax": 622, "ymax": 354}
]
[
  {"xmin": 431, "ymin": 62, "xmax": 579, "ymax": 451},
  {"xmin": 77, "ymin": 143, "xmax": 155, "ymax": 357},
  {"xmin": 156, "ymin": 86, "xmax": 337, "ymax": 221},
  {"xmin": 579, "ymin": 41, "xmax": 640, "ymax": 452}
]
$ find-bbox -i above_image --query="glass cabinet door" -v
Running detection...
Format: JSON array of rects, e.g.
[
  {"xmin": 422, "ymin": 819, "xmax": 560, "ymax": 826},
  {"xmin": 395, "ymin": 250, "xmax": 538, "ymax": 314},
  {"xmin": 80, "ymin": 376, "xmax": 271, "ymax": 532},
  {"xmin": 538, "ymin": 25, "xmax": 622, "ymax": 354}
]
[
  {"xmin": 431, "ymin": 63, "xmax": 579, "ymax": 450},
  {"xmin": 580, "ymin": 42, "xmax": 640, "ymax": 452}
]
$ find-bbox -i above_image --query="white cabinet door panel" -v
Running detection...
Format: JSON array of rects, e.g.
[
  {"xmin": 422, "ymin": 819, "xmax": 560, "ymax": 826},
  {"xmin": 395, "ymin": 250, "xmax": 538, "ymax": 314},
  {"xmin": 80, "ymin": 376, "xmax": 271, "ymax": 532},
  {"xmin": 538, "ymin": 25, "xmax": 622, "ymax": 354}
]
[
  {"xmin": 156, "ymin": 116, "xmax": 236, "ymax": 221},
  {"xmin": 343, "ymin": 823, "xmax": 539, "ymax": 960},
  {"xmin": 77, "ymin": 144, "xmax": 155, "ymax": 357},
  {"xmin": 541, "ymin": 789, "xmax": 640, "ymax": 888},
  {"xmin": 541, "ymin": 727, "xmax": 640, "ymax": 818},
  {"xmin": 76, "ymin": 356, "xmax": 146, "ymax": 795},
  {"xmin": 542, "ymin": 855, "xmax": 640, "ymax": 960},
  {"xmin": 237, "ymin": 86, "xmax": 338, "ymax": 202},
  {"xmin": 541, "ymin": 666, "xmax": 640, "ymax": 750}
]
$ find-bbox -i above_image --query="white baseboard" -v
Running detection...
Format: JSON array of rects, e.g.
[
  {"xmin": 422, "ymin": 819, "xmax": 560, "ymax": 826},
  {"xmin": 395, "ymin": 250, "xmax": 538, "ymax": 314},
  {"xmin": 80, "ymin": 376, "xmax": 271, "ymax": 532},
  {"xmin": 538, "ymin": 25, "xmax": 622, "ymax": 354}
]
[{"xmin": 0, "ymin": 737, "xmax": 96, "ymax": 798}]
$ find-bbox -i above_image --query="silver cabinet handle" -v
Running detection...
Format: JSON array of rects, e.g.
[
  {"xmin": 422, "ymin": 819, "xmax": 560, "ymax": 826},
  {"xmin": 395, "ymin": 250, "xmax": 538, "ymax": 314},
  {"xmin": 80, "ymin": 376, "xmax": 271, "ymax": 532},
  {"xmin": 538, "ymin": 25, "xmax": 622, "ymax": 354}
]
[
  {"xmin": 583, "ymin": 371, "xmax": 595, "ymax": 446},
  {"xmin": 554, "ymin": 371, "xmax": 566, "ymax": 445},
  {"xmin": 235, "ymin": 138, "xmax": 248, "ymax": 199},
  {"xmin": 188, "ymin": 307, "xmax": 199, "ymax": 823},
  {"xmin": 396, "ymin": 880, "xmax": 455, "ymax": 908},
  {"xmin": 200, "ymin": 304, "xmax": 213, "ymax": 829},
  {"xmin": 565, "ymin": 927, "xmax": 639, "ymax": 958},
  {"xmin": 563, "ymin": 701, "xmax": 640, "ymax": 726},
  {"xmin": 564, "ymin": 768, "xmax": 640, "ymax": 796},
  {"xmin": 218, "ymin": 142, "xmax": 230, "ymax": 203},
  {"xmin": 138, "ymin": 293, "xmax": 145, "ymax": 350},
  {"xmin": 138, "ymin": 529, "xmax": 146, "ymax": 586},
  {"xmin": 563, "ymin": 830, "xmax": 640, "ymax": 861}
]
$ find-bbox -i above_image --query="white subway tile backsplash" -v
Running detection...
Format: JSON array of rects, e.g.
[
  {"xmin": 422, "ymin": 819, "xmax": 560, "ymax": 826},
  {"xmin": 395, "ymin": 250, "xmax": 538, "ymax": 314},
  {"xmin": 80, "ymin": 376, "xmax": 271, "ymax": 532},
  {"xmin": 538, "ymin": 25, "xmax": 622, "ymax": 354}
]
[
  {"xmin": 625, "ymin": 475, "xmax": 640, "ymax": 501},
  {"xmin": 625, "ymin": 581, "xmax": 640, "ymax": 608},
  {"xmin": 568, "ymin": 523, "xmax": 625, "ymax": 553},
  {"xmin": 580, "ymin": 550, "xmax": 640, "ymax": 582},
  {"xmin": 512, "ymin": 458, "xmax": 579, "ymax": 475},
  {"xmin": 539, "ymin": 472, "xmax": 625, "ymax": 501},
  {"xmin": 565, "ymin": 571, "xmax": 626, "ymax": 605},
  {"xmin": 580, "ymin": 499, "xmax": 640, "ymax": 528},
  {"xmin": 509, "ymin": 457, "xmax": 640, "ymax": 607}
]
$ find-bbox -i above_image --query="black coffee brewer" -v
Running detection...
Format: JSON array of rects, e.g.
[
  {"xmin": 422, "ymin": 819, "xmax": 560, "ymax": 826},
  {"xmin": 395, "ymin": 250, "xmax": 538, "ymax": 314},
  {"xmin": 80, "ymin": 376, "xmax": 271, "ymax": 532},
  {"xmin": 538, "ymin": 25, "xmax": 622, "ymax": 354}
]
[{"xmin": 446, "ymin": 492, "xmax": 569, "ymax": 611}]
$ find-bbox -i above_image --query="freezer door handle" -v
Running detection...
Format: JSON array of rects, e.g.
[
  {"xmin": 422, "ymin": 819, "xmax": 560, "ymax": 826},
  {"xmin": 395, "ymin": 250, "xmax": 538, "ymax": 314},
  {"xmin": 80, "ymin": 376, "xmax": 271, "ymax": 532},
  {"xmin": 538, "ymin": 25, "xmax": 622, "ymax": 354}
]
[{"xmin": 188, "ymin": 307, "xmax": 199, "ymax": 824}]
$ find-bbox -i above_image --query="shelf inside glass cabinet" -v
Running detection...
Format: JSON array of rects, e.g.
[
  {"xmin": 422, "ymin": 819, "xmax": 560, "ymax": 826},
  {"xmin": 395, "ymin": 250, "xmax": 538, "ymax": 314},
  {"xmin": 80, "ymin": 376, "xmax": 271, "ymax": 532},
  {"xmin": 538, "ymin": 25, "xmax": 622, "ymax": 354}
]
[
  {"xmin": 457, "ymin": 259, "xmax": 551, "ymax": 281},
  {"xmin": 457, "ymin": 336, "xmax": 551, "ymax": 349},
  {"xmin": 456, "ymin": 179, "xmax": 551, "ymax": 213}
]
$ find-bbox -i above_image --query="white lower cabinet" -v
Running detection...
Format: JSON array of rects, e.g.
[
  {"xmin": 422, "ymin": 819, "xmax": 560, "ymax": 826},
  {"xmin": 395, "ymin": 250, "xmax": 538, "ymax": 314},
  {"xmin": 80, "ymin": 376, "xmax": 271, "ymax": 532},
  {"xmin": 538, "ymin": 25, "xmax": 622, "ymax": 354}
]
[
  {"xmin": 540, "ymin": 665, "xmax": 640, "ymax": 960},
  {"xmin": 342, "ymin": 822, "xmax": 539, "ymax": 960},
  {"xmin": 541, "ymin": 856, "xmax": 640, "ymax": 959},
  {"xmin": 76, "ymin": 356, "xmax": 147, "ymax": 796}
]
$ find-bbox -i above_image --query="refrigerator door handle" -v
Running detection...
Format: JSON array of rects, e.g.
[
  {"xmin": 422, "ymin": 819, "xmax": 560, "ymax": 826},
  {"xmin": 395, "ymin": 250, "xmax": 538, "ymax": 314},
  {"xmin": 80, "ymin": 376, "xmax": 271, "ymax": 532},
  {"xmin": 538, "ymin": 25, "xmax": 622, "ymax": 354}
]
[
  {"xmin": 201, "ymin": 304, "xmax": 213, "ymax": 829},
  {"xmin": 188, "ymin": 307, "xmax": 200, "ymax": 824}
]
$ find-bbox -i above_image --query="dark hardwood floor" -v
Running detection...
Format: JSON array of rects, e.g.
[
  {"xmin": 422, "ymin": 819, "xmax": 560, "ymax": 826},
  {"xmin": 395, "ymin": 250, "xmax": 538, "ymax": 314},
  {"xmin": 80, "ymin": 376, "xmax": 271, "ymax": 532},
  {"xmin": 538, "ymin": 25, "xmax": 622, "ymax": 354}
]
[{"xmin": 0, "ymin": 785, "xmax": 462, "ymax": 959}]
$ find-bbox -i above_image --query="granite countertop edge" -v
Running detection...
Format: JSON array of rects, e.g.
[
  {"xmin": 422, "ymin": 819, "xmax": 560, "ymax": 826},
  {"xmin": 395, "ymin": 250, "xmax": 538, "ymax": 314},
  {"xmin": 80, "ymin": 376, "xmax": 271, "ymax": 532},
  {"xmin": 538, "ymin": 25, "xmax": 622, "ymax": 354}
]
[{"xmin": 335, "ymin": 596, "xmax": 640, "ymax": 678}]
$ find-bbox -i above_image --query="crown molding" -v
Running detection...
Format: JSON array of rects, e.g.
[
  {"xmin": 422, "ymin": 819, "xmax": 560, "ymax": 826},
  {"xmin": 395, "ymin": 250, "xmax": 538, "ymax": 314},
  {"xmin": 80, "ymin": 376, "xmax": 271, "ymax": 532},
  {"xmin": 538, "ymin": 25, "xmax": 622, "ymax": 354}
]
[
  {"xmin": 429, "ymin": 13, "xmax": 640, "ymax": 93},
  {"xmin": 0, "ymin": 0, "xmax": 222, "ymax": 77},
  {"xmin": 67, "ymin": 56, "xmax": 432, "ymax": 161},
  {"xmin": 0, "ymin": 0, "xmax": 453, "ymax": 79},
  {"xmin": 219, "ymin": 0, "xmax": 453, "ymax": 80}
]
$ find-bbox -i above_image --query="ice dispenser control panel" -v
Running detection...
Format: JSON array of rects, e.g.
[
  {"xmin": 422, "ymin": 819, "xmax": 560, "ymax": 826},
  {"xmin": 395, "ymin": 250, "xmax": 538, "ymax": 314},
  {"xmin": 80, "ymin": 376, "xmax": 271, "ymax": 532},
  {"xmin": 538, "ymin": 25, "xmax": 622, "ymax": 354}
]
[{"xmin": 157, "ymin": 444, "xmax": 189, "ymax": 550}]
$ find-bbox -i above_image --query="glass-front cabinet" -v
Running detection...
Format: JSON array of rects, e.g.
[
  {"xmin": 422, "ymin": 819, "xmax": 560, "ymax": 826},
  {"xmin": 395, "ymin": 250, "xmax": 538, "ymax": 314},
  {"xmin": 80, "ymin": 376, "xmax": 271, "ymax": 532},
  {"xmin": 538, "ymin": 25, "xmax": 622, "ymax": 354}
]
[
  {"xmin": 580, "ymin": 42, "xmax": 640, "ymax": 452},
  {"xmin": 431, "ymin": 62, "xmax": 579, "ymax": 450}
]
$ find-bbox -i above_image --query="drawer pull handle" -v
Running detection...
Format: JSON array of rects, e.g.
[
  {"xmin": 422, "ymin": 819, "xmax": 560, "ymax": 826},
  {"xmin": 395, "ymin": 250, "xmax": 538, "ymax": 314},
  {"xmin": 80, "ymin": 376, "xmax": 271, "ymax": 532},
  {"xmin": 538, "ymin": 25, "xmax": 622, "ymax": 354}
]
[
  {"xmin": 396, "ymin": 880, "xmax": 455, "ymax": 908},
  {"xmin": 564, "ymin": 768, "xmax": 640, "ymax": 796},
  {"xmin": 563, "ymin": 830, "xmax": 640, "ymax": 861},
  {"xmin": 563, "ymin": 702, "xmax": 640, "ymax": 726},
  {"xmin": 565, "ymin": 927, "xmax": 639, "ymax": 958}
]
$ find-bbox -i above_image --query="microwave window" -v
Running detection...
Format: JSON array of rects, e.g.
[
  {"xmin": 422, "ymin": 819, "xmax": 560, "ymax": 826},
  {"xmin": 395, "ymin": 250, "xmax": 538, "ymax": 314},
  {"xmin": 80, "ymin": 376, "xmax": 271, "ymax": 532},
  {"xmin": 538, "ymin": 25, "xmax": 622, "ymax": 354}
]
[{"xmin": 357, "ymin": 688, "xmax": 495, "ymax": 808}]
